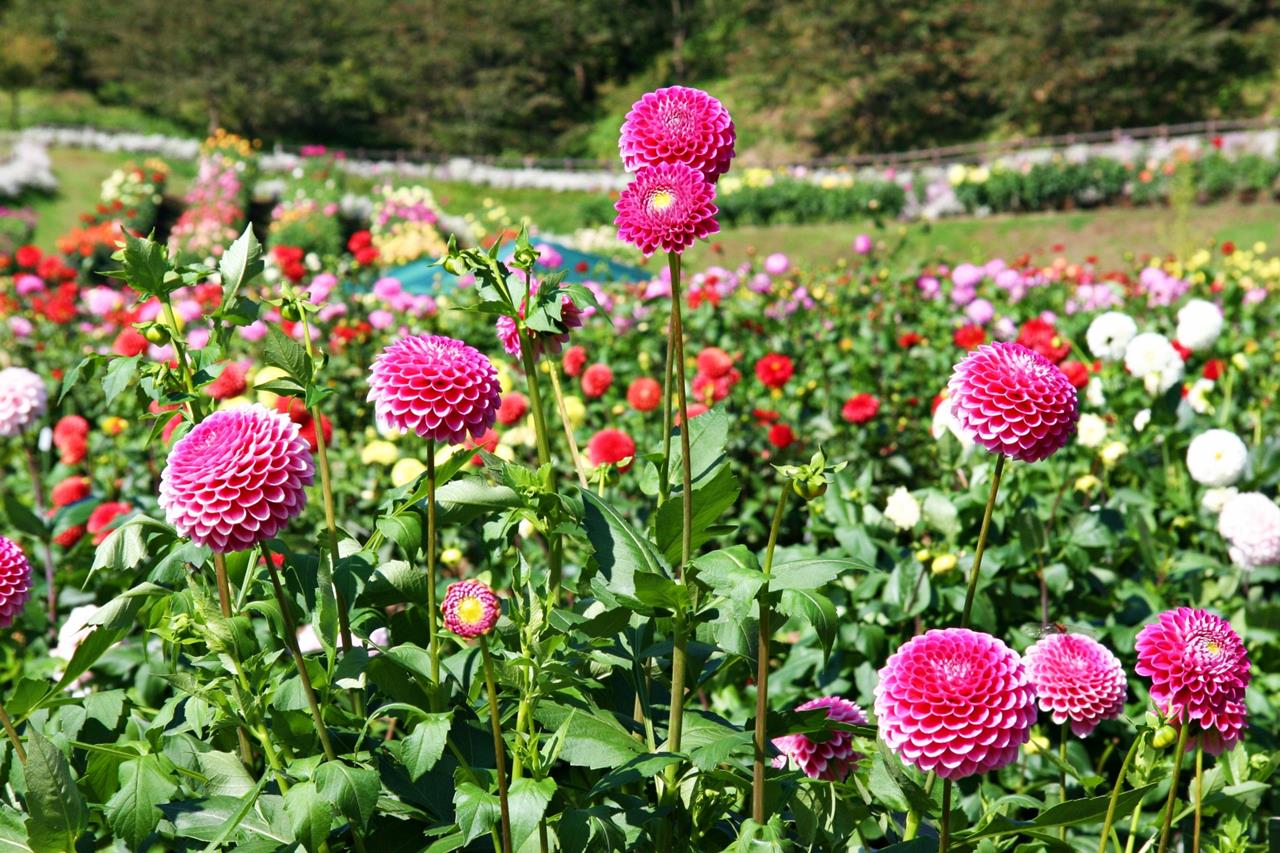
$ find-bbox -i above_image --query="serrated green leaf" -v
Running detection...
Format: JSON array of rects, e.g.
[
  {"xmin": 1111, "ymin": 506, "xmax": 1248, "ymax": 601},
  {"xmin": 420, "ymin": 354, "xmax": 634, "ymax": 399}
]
[
  {"xmin": 314, "ymin": 762, "xmax": 379, "ymax": 831},
  {"xmin": 102, "ymin": 355, "xmax": 139, "ymax": 405},
  {"xmin": 105, "ymin": 754, "xmax": 178, "ymax": 848},
  {"xmin": 399, "ymin": 713, "xmax": 452, "ymax": 780},
  {"xmin": 23, "ymin": 729, "xmax": 87, "ymax": 852},
  {"xmin": 282, "ymin": 781, "xmax": 333, "ymax": 853},
  {"xmin": 218, "ymin": 225, "xmax": 264, "ymax": 307}
]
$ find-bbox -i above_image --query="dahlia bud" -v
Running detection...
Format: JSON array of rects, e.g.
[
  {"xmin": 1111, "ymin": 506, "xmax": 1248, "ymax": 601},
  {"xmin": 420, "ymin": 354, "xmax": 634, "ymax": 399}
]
[
  {"xmin": 143, "ymin": 324, "xmax": 171, "ymax": 345},
  {"xmin": 1152, "ymin": 725, "xmax": 1178, "ymax": 749}
]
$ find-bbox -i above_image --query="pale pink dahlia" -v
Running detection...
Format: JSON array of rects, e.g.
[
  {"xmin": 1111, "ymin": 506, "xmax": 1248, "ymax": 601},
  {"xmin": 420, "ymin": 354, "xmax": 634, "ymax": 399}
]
[
  {"xmin": 771, "ymin": 696, "xmax": 867, "ymax": 781},
  {"xmin": 1024, "ymin": 632, "xmax": 1126, "ymax": 737},
  {"xmin": 495, "ymin": 276, "xmax": 583, "ymax": 359},
  {"xmin": 1218, "ymin": 491, "xmax": 1280, "ymax": 569},
  {"xmin": 441, "ymin": 580, "xmax": 500, "ymax": 639},
  {"xmin": 619, "ymin": 85, "xmax": 736, "ymax": 181},
  {"xmin": 367, "ymin": 335, "xmax": 502, "ymax": 445},
  {"xmin": 615, "ymin": 163, "xmax": 719, "ymax": 257},
  {"xmin": 1135, "ymin": 608, "xmax": 1250, "ymax": 754},
  {"xmin": 875, "ymin": 628, "xmax": 1036, "ymax": 780},
  {"xmin": 0, "ymin": 535, "xmax": 32, "ymax": 629},
  {"xmin": 947, "ymin": 342, "xmax": 1079, "ymax": 463},
  {"xmin": 158, "ymin": 405, "xmax": 314, "ymax": 553},
  {"xmin": 0, "ymin": 367, "xmax": 47, "ymax": 438}
]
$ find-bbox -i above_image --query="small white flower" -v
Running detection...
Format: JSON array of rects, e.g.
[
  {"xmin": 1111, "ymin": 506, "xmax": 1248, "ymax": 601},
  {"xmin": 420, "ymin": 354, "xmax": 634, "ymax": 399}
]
[
  {"xmin": 1202, "ymin": 486, "xmax": 1238, "ymax": 514},
  {"xmin": 1100, "ymin": 441, "xmax": 1128, "ymax": 467},
  {"xmin": 884, "ymin": 487, "xmax": 921, "ymax": 531},
  {"xmin": 1186, "ymin": 429, "xmax": 1248, "ymax": 487},
  {"xmin": 1186, "ymin": 377, "xmax": 1215, "ymax": 415},
  {"xmin": 1077, "ymin": 413, "xmax": 1107, "ymax": 448},
  {"xmin": 1124, "ymin": 332, "xmax": 1183, "ymax": 394},
  {"xmin": 1133, "ymin": 409, "xmax": 1152, "ymax": 432},
  {"xmin": 931, "ymin": 396, "xmax": 975, "ymax": 449},
  {"xmin": 1086, "ymin": 311, "xmax": 1138, "ymax": 361},
  {"xmin": 1175, "ymin": 299, "xmax": 1224, "ymax": 352},
  {"xmin": 1085, "ymin": 376, "xmax": 1106, "ymax": 408}
]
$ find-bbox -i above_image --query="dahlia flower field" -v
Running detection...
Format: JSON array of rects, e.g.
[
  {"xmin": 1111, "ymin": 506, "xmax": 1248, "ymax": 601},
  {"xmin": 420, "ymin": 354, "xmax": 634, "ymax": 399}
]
[{"xmin": 0, "ymin": 88, "xmax": 1277, "ymax": 852}]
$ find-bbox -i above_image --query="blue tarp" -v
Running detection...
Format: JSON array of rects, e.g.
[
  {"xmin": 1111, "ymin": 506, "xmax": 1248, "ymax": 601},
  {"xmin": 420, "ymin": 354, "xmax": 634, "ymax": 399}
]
[{"xmin": 380, "ymin": 239, "xmax": 650, "ymax": 296}]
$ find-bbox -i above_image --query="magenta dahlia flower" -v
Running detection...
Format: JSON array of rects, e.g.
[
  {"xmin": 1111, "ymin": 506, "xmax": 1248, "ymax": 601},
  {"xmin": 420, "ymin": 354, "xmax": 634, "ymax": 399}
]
[
  {"xmin": 441, "ymin": 580, "xmax": 500, "ymax": 639},
  {"xmin": 0, "ymin": 535, "xmax": 32, "ymax": 629},
  {"xmin": 771, "ymin": 696, "xmax": 867, "ymax": 781},
  {"xmin": 875, "ymin": 628, "xmax": 1036, "ymax": 779},
  {"xmin": 159, "ymin": 405, "xmax": 314, "ymax": 553},
  {"xmin": 0, "ymin": 367, "xmax": 47, "ymax": 438},
  {"xmin": 1024, "ymin": 632, "xmax": 1126, "ymax": 736},
  {"xmin": 367, "ymin": 335, "xmax": 502, "ymax": 445},
  {"xmin": 619, "ymin": 85, "xmax": 736, "ymax": 181},
  {"xmin": 947, "ymin": 342, "xmax": 1079, "ymax": 463},
  {"xmin": 1135, "ymin": 608, "xmax": 1250, "ymax": 754},
  {"xmin": 615, "ymin": 162, "xmax": 719, "ymax": 257}
]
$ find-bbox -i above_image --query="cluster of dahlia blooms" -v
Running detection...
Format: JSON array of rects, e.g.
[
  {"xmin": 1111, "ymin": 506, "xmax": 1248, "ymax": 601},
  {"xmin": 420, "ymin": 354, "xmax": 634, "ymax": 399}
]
[
  {"xmin": 1136, "ymin": 607, "xmax": 1251, "ymax": 753},
  {"xmin": 159, "ymin": 406, "xmax": 315, "ymax": 553},
  {"xmin": 615, "ymin": 86, "xmax": 735, "ymax": 256},
  {"xmin": 947, "ymin": 342, "xmax": 1079, "ymax": 463},
  {"xmin": 367, "ymin": 334, "xmax": 502, "ymax": 445},
  {"xmin": 0, "ymin": 535, "xmax": 32, "ymax": 629},
  {"xmin": 0, "ymin": 366, "xmax": 47, "ymax": 438}
]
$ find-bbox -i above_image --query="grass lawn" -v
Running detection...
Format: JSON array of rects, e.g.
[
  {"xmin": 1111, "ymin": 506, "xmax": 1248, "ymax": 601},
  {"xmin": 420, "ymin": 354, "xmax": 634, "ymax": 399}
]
[{"xmin": 15, "ymin": 146, "xmax": 1280, "ymax": 269}]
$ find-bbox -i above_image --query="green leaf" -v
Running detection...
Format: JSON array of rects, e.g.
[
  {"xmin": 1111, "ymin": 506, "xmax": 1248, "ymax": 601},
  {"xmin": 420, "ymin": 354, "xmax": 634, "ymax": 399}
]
[
  {"xmin": 2, "ymin": 493, "xmax": 46, "ymax": 539},
  {"xmin": 217, "ymin": 225, "xmax": 264, "ymax": 307},
  {"xmin": 580, "ymin": 489, "xmax": 668, "ymax": 600},
  {"xmin": 23, "ymin": 729, "xmax": 87, "ymax": 852},
  {"xmin": 452, "ymin": 780, "xmax": 500, "ymax": 845},
  {"xmin": 922, "ymin": 492, "xmax": 960, "ymax": 538},
  {"xmin": 694, "ymin": 546, "xmax": 765, "ymax": 608},
  {"xmin": 508, "ymin": 778, "xmax": 556, "ymax": 852},
  {"xmin": 654, "ymin": 464, "xmax": 741, "ymax": 563},
  {"xmin": 769, "ymin": 557, "xmax": 866, "ymax": 592},
  {"xmin": 0, "ymin": 805, "xmax": 32, "ymax": 852},
  {"xmin": 102, "ymin": 355, "xmax": 139, "ymax": 406},
  {"xmin": 58, "ymin": 356, "xmax": 101, "ymax": 404},
  {"xmin": 119, "ymin": 232, "xmax": 170, "ymax": 295},
  {"xmin": 263, "ymin": 326, "xmax": 311, "ymax": 385},
  {"xmin": 399, "ymin": 713, "xmax": 452, "ymax": 780},
  {"xmin": 532, "ymin": 704, "xmax": 644, "ymax": 769},
  {"xmin": 314, "ymin": 762, "xmax": 379, "ymax": 831},
  {"xmin": 359, "ymin": 559, "xmax": 427, "ymax": 607},
  {"xmin": 376, "ymin": 513, "xmax": 422, "ymax": 557},
  {"xmin": 777, "ymin": 588, "xmax": 838, "ymax": 658},
  {"xmin": 588, "ymin": 753, "xmax": 682, "ymax": 796},
  {"xmin": 434, "ymin": 479, "xmax": 523, "ymax": 526},
  {"xmin": 196, "ymin": 751, "xmax": 255, "ymax": 798},
  {"xmin": 104, "ymin": 754, "xmax": 178, "ymax": 849},
  {"xmin": 282, "ymin": 781, "xmax": 333, "ymax": 853}
]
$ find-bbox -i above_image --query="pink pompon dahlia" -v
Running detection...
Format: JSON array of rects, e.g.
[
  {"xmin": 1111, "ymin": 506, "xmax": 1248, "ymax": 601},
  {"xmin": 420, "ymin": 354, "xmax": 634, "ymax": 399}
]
[
  {"xmin": 441, "ymin": 580, "xmax": 500, "ymax": 639},
  {"xmin": 367, "ymin": 335, "xmax": 502, "ymax": 445},
  {"xmin": 771, "ymin": 696, "xmax": 867, "ymax": 781},
  {"xmin": 619, "ymin": 85, "xmax": 736, "ymax": 181},
  {"xmin": 947, "ymin": 342, "xmax": 1079, "ymax": 463},
  {"xmin": 1024, "ymin": 632, "xmax": 1127, "ymax": 737},
  {"xmin": 615, "ymin": 163, "xmax": 719, "ymax": 257},
  {"xmin": 875, "ymin": 628, "xmax": 1036, "ymax": 780},
  {"xmin": 0, "ymin": 535, "xmax": 32, "ymax": 629},
  {"xmin": 1135, "ymin": 608, "xmax": 1250, "ymax": 754},
  {"xmin": 159, "ymin": 405, "xmax": 314, "ymax": 553},
  {"xmin": 1218, "ymin": 491, "xmax": 1280, "ymax": 569},
  {"xmin": 0, "ymin": 367, "xmax": 47, "ymax": 438}
]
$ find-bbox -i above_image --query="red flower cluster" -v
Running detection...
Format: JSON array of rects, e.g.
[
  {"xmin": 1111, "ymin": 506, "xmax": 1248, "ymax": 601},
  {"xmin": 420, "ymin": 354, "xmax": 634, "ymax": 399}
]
[
  {"xmin": 1017, "ymin": 318, "xmax": 1070, "ymax": 363},
  {"xmin": 273, "ymin": 245, "xmax": 307, "ymax": 283},
  {"xmin": 768, "ymin": 423, "xmax": 795, "ymax": 449},
  {"xmin": 841, "ymin": 393, "xmax": 880, "ymax": 424},
  {"xmin": 898, "ymin": 332, "xmax": 923, "ymax": 349},
  {"xmin": 276, "ymin": 397, "xmax": 333, "ymax": 452},
  {"xmin": 754, "ymin": 352, "xmax": 794, "ymax": 389},
  {"xmin": 627, "ymin": 377, "xmax": 662, "ymax": 412},
  {"xmin": 588, "ymin": 428, "xmax": 637, "ymax": 471},
  {"xmin": 562, "ymin": 345, "xmax": 588, "ymax": 378},
  {"xmin": 953, "ymin": 325, "xmax": 985, "ymax": 350},
  {"xmin": 348, "ymin": 231, "xmax": 379, "ymax": 266},
  {"xmin": 113, "ymin": 327, "xmax": 149, "ymax": 357},
  {"xmin": 581, "ymin": 363, "xmax": 613, "ymax": 398},
  {"xmin": 206, "ymin": 362, "xmax": 249, "ymax": 400},
  {"xmin": 1059, "ymin": 360, "xmax": 1089, "ymax": 389},
  {"xmin": 54, "ymin": 415, "xmax": 90, "ymax": 465},
  {"xmin": 496, "ymin": 392, "xmax": 529, "ymax": 426},
  {"xmin": 694, "ymin": 346, "xmax": 741, "ymax": 403},
  {"xmin": 88, "ymin": 502, "xmax": 132, "ymax": 545}
]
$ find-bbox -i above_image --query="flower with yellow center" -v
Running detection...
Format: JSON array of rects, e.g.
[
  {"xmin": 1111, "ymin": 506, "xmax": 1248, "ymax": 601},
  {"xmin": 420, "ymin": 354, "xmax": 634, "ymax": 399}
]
[
  {"xmin": 440, "ymin": 547, "xmax": 463, "ymax": 566},
  {"xmin": 931, "ymin": 553, "xmax": 958, "ymax": 575},
  {"xmin": 99, "ymin": 416, "xmax": 128, "ymax": 436},
  {"xmin": 1100, "ymin": 441, "xmax": 1128, "ymax": 467},
  {"xmin": 1074, "ymin": 474, "xmax": 1101, "ymax": 493},
  {"xmin": 391, "ymin": 458, "xmax": 426, "ymax": 487},
  {"xmin": 361, "ymin": 441, "xmax": 400, "ymax": 466}
]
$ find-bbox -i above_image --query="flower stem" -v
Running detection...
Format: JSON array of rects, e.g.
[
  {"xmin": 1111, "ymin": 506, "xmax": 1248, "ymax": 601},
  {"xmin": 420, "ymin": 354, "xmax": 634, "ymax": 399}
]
[
  {"xmin": 516, "ymin": 333, "xmax": 563, "ymax": 604},
  {"xmin": 662, "ymin": 250, "xmax": 693, "ymax": 798},
  {"xmin": 160, "ymin": 297, "xmax": 205, "ymax": 422},
  {"xmin": 658, "ymin": 267, "xmax": 677, "ymax": 508},
  {"xmin": 212, "ymin": 550, "xmax": 256, "ymax": 764},
  {"xmin": 23, "ymin": 440, "xmax": 57, "ymax": 627},
  {"xmin": 480, "ymin": 637, "xmax": 513, "ymax": 853},
  {"xmin": 961, "ymin": 454, "xmax": 1006, "ymax": 628},
  {"xmin": 0, "ymin": 700, "xmax": 26, "ymax": 764},
  {"xmin": 1156, "ymin": 724, "xmax": 1191, "ymax": 853},
  {"xmin": 753, "ymin": 488, "xmax": 789, "ymax": 825},
  {"xmin": 262, "ymin": 542, "xmax": 338, "ymax": 763},
  {"xmin": 546, "ymin": 361, "xmax": 589, "ymax": 489},
  {"xmin": 940, "ymin": 779, "xmax": 953, "ymax": 853},
  {"xmin": 1059, "ymin": 721, "xmax": 1070, "ymax": 840},
  {"xmin": 1191, "ymin": 744, "xmax": 1203, "ymax": 853},
  {"xmin": 426, "ymin": 442, "xmax": 441, "ymax": 702},
  {"xmin": 1097, "ymin": 733, "xmax": 1144, "ymax": 853}
]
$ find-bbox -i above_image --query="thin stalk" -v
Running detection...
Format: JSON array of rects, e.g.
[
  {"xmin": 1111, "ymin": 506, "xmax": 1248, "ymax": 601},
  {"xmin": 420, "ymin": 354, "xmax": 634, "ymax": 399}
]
[
  {"xmin": 1191, "ymin": 745, "xmax": 1203, "ymax": 853},
  {"xmin": 546, "ymin": 361, "xmax": 589, "ymax": 489},
  {"xmin": 1060, "ymin": 721, "xmax": 1070, "ymax": 841},
  {"xmin": 658, "ymin": 285, "xmax": 677, "ymax": 507},
  {"xmin": 23, "ymin": 441, "xmax": 57, "ymax": 624},
  {"xmin": 940, "ymin": 779, "xmax": 953, "ymax": 853},
  {"xmin": 426, "ymin": 443, "xmax": 441, "ymax": 699},
  {"xmin": 1122, "ymin": 802, "xmax": 1142, "ymax": 853},
  {"xmin": 263, "ymin": 544, "xmax": 338, "ymax": 763},
  {"xmin": 516, "ymin": 331, "xmax": 562, "ymax": 604},
  {"xmin": 0, "ymin": 700, "xmax": 26, "ymax": 763},
  {"xmin": 1098, "ymin": 734, "xmax": 1145, "ymax": 853},
  {"xmin": 160, "ymin": 297, "xmax": 205, "ymax": 422},
  {"xmin": 1155, "ymin": 725, "xmax": 1191, "ymax": 853},
  {"xmin": 481, "ymin": 638, "xmax": 513, "ymax": 853},
  {"xmin": 662, "ymin": 250, "xmax": 693, "ymax": 799},
  {"xmin": 752, "ymin": 488, "xmax": 790, "ymax": 824},
  {"xmin": 961, "ymin": 454, "xmax": 1006, "ymax": 628},
  {"xmin": 212, "ymin": 551, "xmax": 255, "ymax": 764}
]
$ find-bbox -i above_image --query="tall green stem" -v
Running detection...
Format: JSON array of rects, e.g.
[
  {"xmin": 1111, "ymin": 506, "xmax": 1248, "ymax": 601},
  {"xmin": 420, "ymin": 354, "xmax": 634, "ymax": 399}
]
[
  {"xmin": 0, "ymin": 700, "xmax": 26, "ymax": 764},
  {"xmin": 1191, "ymin": 745, "xmax": 1203, "ymax": 853},
  {"xmin": 425, "ymin": 443, "xmax": 441, "ymax": 700},
  {"xmin": 516, "ymin": 331, "xmax": 562, "ymax": 603},
  {"xmin": 481, "ymin": 638, "xmax": 513, "ymax": 853},
  {"xmin": 1156, "ymin": 725, "xmax": 1191, "ymax": 853},
  {"xmin": 1097, "ymin": 734, "xmax": 1144, "ymax": 853},
  {"xmin": 546, "ymin": 362, "xmax": 589, "ymax": 489},
  {"xmin": 940, "ymin": 779, "xmax": 953, "ymax": 853},
  {"xmin": 1060, "ymin": 721, "xmax": 1070, "ymax": 841},
  {"xmin": 212, "ymin": 551, "xmax": 256, "ymax": 764},
  {"xmin": 658, "ymin": 264, "xmax": 677, "ymax": 508},
  {"xmin": 160, "ymin": 297, "xmax": 205, "ymax": 422},
  {"xmin": 262, "ymin": 543, "xmax": 338, "ymax": 763},
  {"xmin": 961, "ymin": 454, "xmax": 1006, "ymax": 628},
  {"xmin": 753, "ymin": 488, "xmax": 790, "ymax": 824},
  {"xmin": 23, "ymin": 441, "xmax": 57, "ymax": 626}
]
